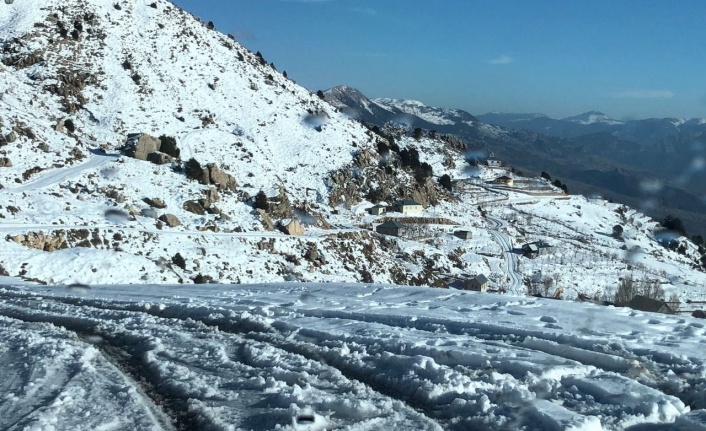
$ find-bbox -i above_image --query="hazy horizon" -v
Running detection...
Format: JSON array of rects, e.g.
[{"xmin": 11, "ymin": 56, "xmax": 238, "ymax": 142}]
[{"xmin": 171, "ymin": 0, "xmax": 706, "ymax": 120}]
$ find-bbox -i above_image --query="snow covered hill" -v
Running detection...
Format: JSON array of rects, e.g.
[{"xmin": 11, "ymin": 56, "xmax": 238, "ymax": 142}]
[
  {"xmin": 1, "ymin": 1, "xmax": 706, "ymax": 303},
  {"xmin": 2, "ymin": 1, "xmax": 706, "ymax": 428},
  {"xmin": 2, "ymin": 281, "xmax": 706, "ymax": 430},
  {"xmin": 372, "ymin": 97, "xmax": 479, "ymax": 127}
]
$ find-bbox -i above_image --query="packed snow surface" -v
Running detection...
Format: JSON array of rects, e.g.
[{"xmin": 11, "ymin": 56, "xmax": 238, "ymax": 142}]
[{"xmin": 2, "ymin": 281, "xmax": 705, "ymax": 430}]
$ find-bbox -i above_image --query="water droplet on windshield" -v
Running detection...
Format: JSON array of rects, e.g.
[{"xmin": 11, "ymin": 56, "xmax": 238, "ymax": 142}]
[{"xmin": 104, "ymin": 208, "xmax": 129, "ymax": 224}]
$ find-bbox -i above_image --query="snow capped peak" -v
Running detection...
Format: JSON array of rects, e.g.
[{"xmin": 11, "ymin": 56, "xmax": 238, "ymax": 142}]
[
  {"xmin": 374, "ymin": 98, "xmax": 427, "ymax": 109},
  {"xmin": 562, "ymin": 111, "xmax": 623, "ymax": 125}
]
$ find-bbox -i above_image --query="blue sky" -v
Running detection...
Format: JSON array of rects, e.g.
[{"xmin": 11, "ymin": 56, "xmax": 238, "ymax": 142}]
[{"xmin": 171, "ymin": 0, "xmax": 706, "ymax": 119}]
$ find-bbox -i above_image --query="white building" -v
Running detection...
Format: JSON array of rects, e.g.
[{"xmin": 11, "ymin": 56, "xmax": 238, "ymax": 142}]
[{"xmin": 394, "ymin": 199, "xmax": 423, "ymax": 215}]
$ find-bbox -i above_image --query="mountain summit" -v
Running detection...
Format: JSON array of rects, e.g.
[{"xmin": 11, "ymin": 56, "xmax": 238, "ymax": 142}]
[{"xmin": 561, "ymin": 111, "xmax": 623, "ymax": 125}]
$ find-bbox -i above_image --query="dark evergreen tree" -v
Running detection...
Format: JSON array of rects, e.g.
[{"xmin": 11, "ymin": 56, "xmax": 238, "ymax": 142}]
[
  {"xmin": 255, "ymin": 51, "xmax": 266, "ymax": 65},
  {"xmin": 316, "ymin": 90, "xmax": 325, "ymax": 100},
  {"xmin": 376, "ymin": 141, "xmax": 390, "ymax": 157},
  {"xmin": 439, "ymin": 174, "xmax": 452, "ymax": 191},
  {"xmin": 254, "ymin": 190, "xmax": 269, "ymax": 211},
  {"xmin": 413, "ymin": 127, "xmax": 423, "ymax": 140},
  {"xmin": 612, "ymin": 224, "xmax": 624, "ymax": 239},
  {"xmin": 184, "ymin": 158, "xmax": 202, "ymax": 181},
  {"xmin": 662, "ymin": 215, "xmax": 687, "ymax": 236},
  {"xmin": 541, "ymin": 171, "xmax": 551, "ymax": 181},
  {"xmin": 408, "ymin": 147, "xmax": 421, "ymax": 168}
]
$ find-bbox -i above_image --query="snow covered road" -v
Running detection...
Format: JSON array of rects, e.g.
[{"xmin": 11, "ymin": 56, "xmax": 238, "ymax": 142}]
[
  {"xmin": 1, "ymin": 283, "xmax": 705, "ymax": 430},
  {"xmin": 3, "ymin": 153, "xmax": 119, "ymax": 193},
  {"xmin": 487, "ymin": 215, "xmax": 524, "ymax": 295}
]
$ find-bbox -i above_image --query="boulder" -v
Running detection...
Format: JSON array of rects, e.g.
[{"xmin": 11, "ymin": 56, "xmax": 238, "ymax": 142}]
[
  {"xmin": 127, "ymin": 133, "xmax": 161, "ymax": 160},
  {"xmin": 143, "ymin": 197, "xmax": 167, "ymax": 209},
  {"xmin": 207, "ymin": 163, "xmax": 237, "ymax": 191},
  {"xmin": 278, "ymin": 219, "xmax": 304, "ymax": 236},
  {"xmin": 4, "ymin": 131, "xmax": 17, "ymax": 143},
  {"xmin": 0, "ymin": 157, "xmax": 12, "ymax": 167},
  {"xmin": 183, "ymin": 200, "xmax": 206, "ymax": 215},
  {"xmin": 147, "ymin": 151, "xmax": 173, "ymax": 165},
  {"xmin": 159, "ymin": 213, "xmax": 181, "ymax": 227},
  {"xmin": 202, "ymin": 187, "xmax": 219, "ymax": 208}
]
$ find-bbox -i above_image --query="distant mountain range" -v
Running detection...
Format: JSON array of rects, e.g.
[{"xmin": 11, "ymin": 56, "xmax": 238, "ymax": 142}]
[
  {"xmin": 325, "ymin": 86, "xmax": 706, "ymax": 235},
  {"xmin": 478, "ymin": 111, "xmax": 706, "ymax": 143}
]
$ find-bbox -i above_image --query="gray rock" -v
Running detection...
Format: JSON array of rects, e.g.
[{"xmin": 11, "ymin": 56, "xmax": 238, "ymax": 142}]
[
  {"xmin": 147, "ymin": 151, "xmax": 173, "ymax": 165},
  {"xmin": 207, "ymin": 163, "xmax": 237, "ymax": 191},
  {"xmin": 202, "ymin": 187, "xmax": 219, "ymax": 208},
  {"xmin": 159, "ymin": 213, "xmax": 181, "ymax": 227},
  {"xmin": 143, "ymin": 197, "xmax": 166, "ymax": 209},
  {"xmin": 0, "ymin": 157, "xmax": 12, "ymax": 167},
  {"xmin": 126, "ymin": 133, "xmax": 161, "ymax": 160},
  {"xmin": 278, "ymin": 219, "xmax": 304, "ymax": 236},
  {"xmin": 183, "ymin": 200, "xmax": 206, "ymax": 215}
]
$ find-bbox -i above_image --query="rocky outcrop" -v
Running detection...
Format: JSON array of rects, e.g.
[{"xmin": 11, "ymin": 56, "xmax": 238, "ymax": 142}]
[
  {"xmin": 6, "ymin": 131, "xmax": 16, "ymax": 143},
  {"xmin": 159, "ymin": 213, "xmax": 181, "ymax": 227},
  {"xmin": 183, "ymin": 187, "xmax": 220, "ymax": 215},
  {"xmin": 203, "ymin": 187, "xmax": 219, "ymax": 208},
  {"xmin": 267, "ymin": 187, "xmax": 294, "ymax": 219},
  {"xmin": 278, "ymin": 219, "xmax": 304, "ymax": 236},
  {"xmin": 207, "ymin": 164, "xmax": 237, "ymax": 191},
  {"xmin": 411, "ymin": 176, "xmax": 443, "ymax": 207},
  {"xmin": 8, "ymin": 231, "xmax": 67, "ymax": 252},
  {"xmin": 125, "ymin": 133, "xmax": 161, "ymax": 160},
  {"xmin": 124, "ymin": 133, "xmax": 179, "ymax": 166},
  {"xmin": 183, "ymin": 200, "xmax": 206, "ymax": 215},
  {"xmin": 185, "ymin": 159, "xmax": 237, "ymax": 191},
  {"xmin": 256, "ymin": 208, "xmax": 274, "ymax": 231}
]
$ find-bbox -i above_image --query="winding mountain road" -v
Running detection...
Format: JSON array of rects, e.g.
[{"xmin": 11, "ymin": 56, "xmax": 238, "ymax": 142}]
[
  {"xmin": 3, "ymin": 153, "xmax": 119, "ymax": 193},
  {"xmin": 486, "ymin": 215, "xmax": 523, "ymax": 295}
]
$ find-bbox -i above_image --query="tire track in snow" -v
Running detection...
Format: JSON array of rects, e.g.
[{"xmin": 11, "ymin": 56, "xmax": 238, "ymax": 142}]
[
  {"xmin": 0, "ymin": 293, "xmax": 445, "ymax": 430},
  {"xmin": 486, "ymin": 215, "xmax": 523, "ymax": 295},
  {"xmin": 0, "ymin": 292, "xmax": 632, "ymax": 429},
  {"xmin": 0, "ymin": 288, "xmax": 696, "ymax": 430},
  {"xmin": 0, "ymin": 307, "xmax": 197, "ymax": 431}
]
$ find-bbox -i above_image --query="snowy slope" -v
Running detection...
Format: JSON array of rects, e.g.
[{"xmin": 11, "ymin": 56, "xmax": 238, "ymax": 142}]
[
  {"xmin": 372, "ymin": 98, "xmax": 478, "ymax": 127},
  {"xmin": 0, "ymin": 0, "xmax": 705, "ymax": 307},
  {"xmin": 0, "ymin": 0, "xmax": 373, "ymax": 207},
  {"xmin": 2, "ymin": 281, "xmax": 705, "ymax": 430}
]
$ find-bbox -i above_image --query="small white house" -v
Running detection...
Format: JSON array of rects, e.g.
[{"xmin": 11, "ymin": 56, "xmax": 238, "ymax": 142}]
[
  {"xmin": 367, "ymin": 205, "xmax": 387, "ymax": 216},
  {"xmin": 394, "ymin": 199, "xmax": 423, "ymax": 215},
  {"xmin": 465, "ymin": 274, "xmax": 489, "ymax": 292},
  {"xmin": 486, "ymin": 159, "xmax": 503, "ymax": 168}
]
